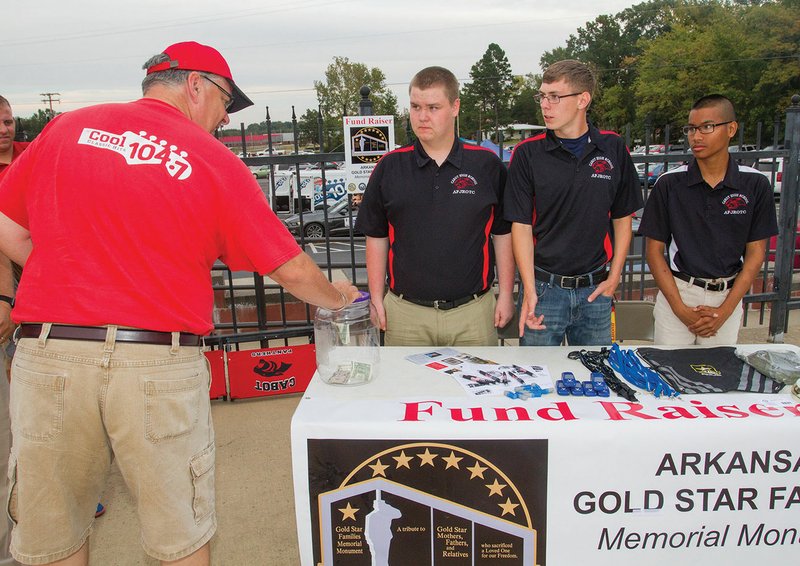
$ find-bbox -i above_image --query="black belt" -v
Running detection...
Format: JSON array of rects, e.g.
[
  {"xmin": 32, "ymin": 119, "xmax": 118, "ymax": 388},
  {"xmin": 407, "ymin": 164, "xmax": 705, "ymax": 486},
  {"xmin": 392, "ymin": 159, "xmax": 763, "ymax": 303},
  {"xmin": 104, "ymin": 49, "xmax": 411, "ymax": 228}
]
[
  {"xmin": 535, "ymin": 266, "xmax": 608, "ymax": 289},
  {"xmin": 671, "ymin": 270, "xmax": 737, "ymax": 292},
  {"xmin": 18, "ymin": 324, "xmax": 203, "ymax": 346},
  {"xmin": 393, "ymin": 288, "xmax": 490, "ymax": 311}
]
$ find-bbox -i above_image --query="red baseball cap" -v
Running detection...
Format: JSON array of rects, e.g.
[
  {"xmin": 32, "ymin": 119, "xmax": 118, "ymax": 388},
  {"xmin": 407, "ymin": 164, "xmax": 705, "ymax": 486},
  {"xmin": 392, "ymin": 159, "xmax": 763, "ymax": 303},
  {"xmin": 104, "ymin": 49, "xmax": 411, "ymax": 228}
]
[{"xmin": 146, "ymin": 41, "xmax": 253, "ymax": 114}]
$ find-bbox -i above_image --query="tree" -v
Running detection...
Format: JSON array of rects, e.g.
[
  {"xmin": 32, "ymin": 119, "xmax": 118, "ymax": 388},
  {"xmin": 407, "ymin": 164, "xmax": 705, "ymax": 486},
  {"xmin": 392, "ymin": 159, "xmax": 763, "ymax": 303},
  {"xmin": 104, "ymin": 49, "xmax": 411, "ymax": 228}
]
[
  {"xmin": 460, "ymin": 43, "xmax": 514, "ymax": 138},
  {"xmin": 539, "ymin": 0, "xmax": 680, "ymax": 129},
  {"xmin": 17, "ymin": 109, "xmax": 57, "ymax": 141},
  {"xmin": 634, "ymin": 0, "xmax": 800, "ymax": 140},
  {"xmin": 313, "ymin": 56, "xmax": 399, "ymax": 150},
  {"xmin": 297, "ymin": 108, "xmax": 322, "ymax": 147},
  {"xmin": 509, "ymin": 73, "xmax": 542, "ymax": 127}
]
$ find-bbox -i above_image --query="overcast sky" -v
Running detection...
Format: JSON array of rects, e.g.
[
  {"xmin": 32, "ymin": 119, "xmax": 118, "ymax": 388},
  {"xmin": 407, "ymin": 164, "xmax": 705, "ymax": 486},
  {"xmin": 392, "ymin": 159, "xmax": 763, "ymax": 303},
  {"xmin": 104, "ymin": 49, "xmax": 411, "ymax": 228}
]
[{"xmin": 5, "ymin": 0, "xmax": 638, "ymax": 125}]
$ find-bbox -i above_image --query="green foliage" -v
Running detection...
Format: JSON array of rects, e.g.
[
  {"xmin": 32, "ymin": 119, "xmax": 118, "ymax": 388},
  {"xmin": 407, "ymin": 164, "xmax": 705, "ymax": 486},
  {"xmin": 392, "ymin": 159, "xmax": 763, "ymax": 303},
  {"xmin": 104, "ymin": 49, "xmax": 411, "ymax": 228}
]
[
  {"xmin": 540, "ymin": 0, "xmax": 680, "ymax": 129},
  {"xmin": 634, "ymin": 0, "xmax": 800, "ymax": 140},
  {"xmin": 510, "ymin": 74, "xmax": 541, "ymax": 128},
  {"xmin": 17, "ymin": 109, "xmax": 57, "ymax": 140},
  {"xmin": 314, "ymin": 56, "xmax": 398, "ymax": 118},
  {"xmin": 460, "ymin": 43, "xmax": 515, "ymax": 138},
  {"xmin": 538, "ymin": 0, "xmax": 800, "ymax": 141},
  {"xmin": 297, "ymin": 108, "xmax": 322, "ymax": 147},
  {"xmin": 313, "ymin": 56, "xmax": 400, "ymax": 151},
  {"xmin": 202, "ymin": 1, "xmax": 800, "ymax": 146}
]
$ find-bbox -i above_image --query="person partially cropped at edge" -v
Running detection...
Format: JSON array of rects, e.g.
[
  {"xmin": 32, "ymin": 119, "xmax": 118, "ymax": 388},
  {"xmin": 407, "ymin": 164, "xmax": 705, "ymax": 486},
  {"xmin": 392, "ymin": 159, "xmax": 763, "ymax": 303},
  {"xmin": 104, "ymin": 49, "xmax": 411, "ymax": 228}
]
[
  {"xmin": 0, "ymin": 41, "xmax": 358, "ymax": 566},
  {"xmin": 638, "ymin": 94, "xmax": 777, "ymax": 344},
  {"xmin": 505, "ymin": 60, "xmax": 641, "ymax": 345},
  {"xmin": 356, "ymin": 66, "xmax": 515, "ymax": 346}
]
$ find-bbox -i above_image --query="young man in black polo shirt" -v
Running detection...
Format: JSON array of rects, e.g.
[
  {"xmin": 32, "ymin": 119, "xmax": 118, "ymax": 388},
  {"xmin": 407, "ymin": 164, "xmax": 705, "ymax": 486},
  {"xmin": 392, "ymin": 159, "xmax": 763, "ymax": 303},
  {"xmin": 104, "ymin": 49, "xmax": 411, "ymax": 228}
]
[
  {"xmin": 638, "ymin": 94, "xmax": 777, "ymax": 344},
  {"xmin": 356, "ymin": 66, "xmax": 515, "ymax": 346},
  {"xmin": 505, "ymin": 60, "xmax": 641, "ymax": 346}
]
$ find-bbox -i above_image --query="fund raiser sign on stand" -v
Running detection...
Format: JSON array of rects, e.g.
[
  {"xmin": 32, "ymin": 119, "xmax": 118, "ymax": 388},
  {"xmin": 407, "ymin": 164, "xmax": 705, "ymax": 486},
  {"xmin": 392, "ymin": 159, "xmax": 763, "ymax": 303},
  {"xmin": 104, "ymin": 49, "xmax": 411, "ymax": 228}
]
[
  {"xmin": 205, "ymin": 344, "xmax": 316, "ymax": 400},
  {"xmin": 343, "ymin": 115, "xmax": 395, "ymax": 194},
  {"xmin": 295, "ymin": 394, "xmax": 800, "ymax": 565}
]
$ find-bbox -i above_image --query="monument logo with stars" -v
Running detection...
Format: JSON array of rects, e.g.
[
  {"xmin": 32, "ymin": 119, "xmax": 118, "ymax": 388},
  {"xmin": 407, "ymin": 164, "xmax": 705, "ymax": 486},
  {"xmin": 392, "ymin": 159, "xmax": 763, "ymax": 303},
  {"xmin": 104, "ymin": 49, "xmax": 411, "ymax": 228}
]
[{"xmin": 307, "ymin": 439, "xmax": 548, "ymax": 565}]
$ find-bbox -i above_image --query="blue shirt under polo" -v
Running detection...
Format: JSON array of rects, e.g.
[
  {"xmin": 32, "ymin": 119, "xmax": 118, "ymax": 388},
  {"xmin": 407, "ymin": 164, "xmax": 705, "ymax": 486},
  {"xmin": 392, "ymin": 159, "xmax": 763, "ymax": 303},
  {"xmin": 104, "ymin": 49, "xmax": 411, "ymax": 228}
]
[
  {"xmin": 637, "ymin": 157, "xmax": 778, "ymax": 279},
  {"xmin": 504, "ymin": 124, "xmax": 642, "ymax": 276},
  {"xmin": 355, "ymin": 138, "xmax": 510, "ymax": 301}
]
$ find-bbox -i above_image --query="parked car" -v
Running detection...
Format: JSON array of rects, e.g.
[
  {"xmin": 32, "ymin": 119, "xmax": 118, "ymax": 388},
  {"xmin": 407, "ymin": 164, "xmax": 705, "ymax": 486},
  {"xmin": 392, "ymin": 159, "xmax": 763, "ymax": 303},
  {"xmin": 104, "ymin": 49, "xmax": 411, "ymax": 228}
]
[
  {"xmin": 755, "ymin": 157, "xmax": 784, "ymax": 196},
  {"xmin": 283, "ymin": 198, "xmax": 360, "ymax": 238},
  {"xmin": 631, "ymin": 144, "xmax": 665, "ymax": 155},
  {"xmin": 636, "ymin": 162, "xmax": 667, "ymax": 186},
  {"xmin": 769, "ymin": 221, "xmax": 800, "ymax": 269},
  {"xmin": 250, "ymin": 165, "xmax": 270, "ymax": 179}
]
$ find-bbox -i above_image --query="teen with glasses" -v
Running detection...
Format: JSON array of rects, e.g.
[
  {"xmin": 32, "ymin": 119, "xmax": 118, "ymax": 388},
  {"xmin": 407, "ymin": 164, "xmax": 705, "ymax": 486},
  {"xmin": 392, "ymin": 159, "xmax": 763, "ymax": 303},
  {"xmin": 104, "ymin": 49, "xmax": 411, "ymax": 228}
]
[
  {"xmin": 505, "ymin": 60, "xmax": 641, "ymax": 346},
  {"xmin": 638, "ymin": 94, "xmax": 777, "ymax": 344}
]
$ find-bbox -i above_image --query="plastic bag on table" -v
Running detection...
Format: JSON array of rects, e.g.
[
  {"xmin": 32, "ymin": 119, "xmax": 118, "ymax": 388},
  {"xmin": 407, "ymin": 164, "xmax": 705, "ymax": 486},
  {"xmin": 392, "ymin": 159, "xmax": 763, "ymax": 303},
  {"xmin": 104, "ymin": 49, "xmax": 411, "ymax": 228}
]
[{"xmin": 735, "ymin": 349, "xmax": 800, "ymax": 386}]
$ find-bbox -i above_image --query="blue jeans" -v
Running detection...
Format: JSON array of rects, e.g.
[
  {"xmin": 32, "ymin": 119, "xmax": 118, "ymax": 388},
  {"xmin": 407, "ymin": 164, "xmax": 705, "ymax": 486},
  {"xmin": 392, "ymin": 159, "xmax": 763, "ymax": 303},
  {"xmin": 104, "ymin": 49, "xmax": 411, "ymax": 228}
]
[{"xmin": 519, "ymin": 281, "xmax": 612, "ymax": 346}]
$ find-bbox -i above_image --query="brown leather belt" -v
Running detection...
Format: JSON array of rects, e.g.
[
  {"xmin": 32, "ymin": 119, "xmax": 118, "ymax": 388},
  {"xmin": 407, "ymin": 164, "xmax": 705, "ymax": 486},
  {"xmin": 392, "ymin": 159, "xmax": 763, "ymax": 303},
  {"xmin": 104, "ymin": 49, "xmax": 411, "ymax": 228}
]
[{"xmin": 18, "ymin": 324, "xmax": 203, "ymax": 347}]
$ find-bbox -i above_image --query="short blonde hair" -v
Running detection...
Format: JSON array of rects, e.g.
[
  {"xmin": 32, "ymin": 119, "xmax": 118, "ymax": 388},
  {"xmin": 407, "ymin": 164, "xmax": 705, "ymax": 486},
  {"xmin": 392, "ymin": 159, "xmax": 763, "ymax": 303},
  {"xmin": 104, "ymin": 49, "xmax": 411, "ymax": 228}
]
[{"xmin": 409, "ymin": 67, "xmax": 459, "ymax": 103}]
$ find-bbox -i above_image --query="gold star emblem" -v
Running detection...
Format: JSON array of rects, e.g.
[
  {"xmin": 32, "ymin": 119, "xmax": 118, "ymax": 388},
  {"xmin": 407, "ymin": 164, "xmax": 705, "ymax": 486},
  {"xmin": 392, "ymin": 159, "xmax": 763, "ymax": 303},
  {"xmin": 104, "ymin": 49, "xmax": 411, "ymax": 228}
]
[
  {"xmin": 498, "ymin": 498, "xmax": 519, "ymax": 517},
  {"xmin": 441, "ymin": 451, "xmax": 463, "ymax": 470},
  {"xmin": 417, "ymin": 448, "xmax": 438, "ymax": 467},
  {"xmin": 486, "ymin": 478, "xmax": 507, "ymax": 497},
  {"xmin": 392, "ymin": 451, "xmax": 413, "ymax": 469},
  {"xmin": 338, "ymin": 502, "xmax": 359, "ymax": 521},
  {"xmin": 466, "ymin": 461, "xmax": 488, "ymax": 479},
  {"xmin": 368, "ymin": 459, "xmax": 389, "ymax": 477}
]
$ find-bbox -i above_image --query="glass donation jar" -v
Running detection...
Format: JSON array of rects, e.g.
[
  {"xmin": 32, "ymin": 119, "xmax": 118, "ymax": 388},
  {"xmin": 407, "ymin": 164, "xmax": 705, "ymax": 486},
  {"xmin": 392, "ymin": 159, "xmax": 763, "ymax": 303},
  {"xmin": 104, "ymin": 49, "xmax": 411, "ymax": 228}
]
[{"xmin": 314, "ymin": 291, "xmax": 380, "ymax": 385}]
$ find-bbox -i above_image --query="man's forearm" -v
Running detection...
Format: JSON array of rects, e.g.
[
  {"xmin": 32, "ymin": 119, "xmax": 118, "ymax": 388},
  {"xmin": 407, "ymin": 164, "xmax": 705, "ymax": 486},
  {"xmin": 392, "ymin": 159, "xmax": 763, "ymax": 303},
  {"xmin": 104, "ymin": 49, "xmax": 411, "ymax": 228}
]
[
  {"xmin": 646, "ymin": 238, "xmax": 685, "ymax": 312},
  {"xmin": 268, "ymin": 252, "xmax": 346, "ymax": 310},
  {"xmin": 718, "ymin": 240, "xmax": 767, "ymax": 315},
  {"xmin": 365, "ymin": 237, "xmax": 389, "ymax": 299},
  {"xmin": 0, "ymin": 213, "xmax": 32, "ymax": 267},
  {"xmin": 492, "ymin": 233, "xmax": 515, "ymax": 295},
  {"xmin": 0, "ymin": 252, "xmax": 14, "ymax": 296},
  {"xmin": 608, "ymin": 216, "xmax": 633, "ymax": 281},
  {"xmin": 511, "ymin": 223, "xmax": 535, "ymax": 294}
]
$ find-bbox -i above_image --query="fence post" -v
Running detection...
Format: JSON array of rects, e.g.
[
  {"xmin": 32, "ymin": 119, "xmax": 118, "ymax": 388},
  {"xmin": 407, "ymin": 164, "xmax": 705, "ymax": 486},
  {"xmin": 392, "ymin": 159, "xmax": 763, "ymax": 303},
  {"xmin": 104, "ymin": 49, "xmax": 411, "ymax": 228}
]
[
  {"xmin": 239, "ymin": 122, "xmax": 247, "ymax": 157},
  {"xmin": 359, "ymin": 86, "xmax": 373, "ymax": 116},
  {"xmin": 768, "ymin": 94, "xmax": 800, "ymax": 342}
]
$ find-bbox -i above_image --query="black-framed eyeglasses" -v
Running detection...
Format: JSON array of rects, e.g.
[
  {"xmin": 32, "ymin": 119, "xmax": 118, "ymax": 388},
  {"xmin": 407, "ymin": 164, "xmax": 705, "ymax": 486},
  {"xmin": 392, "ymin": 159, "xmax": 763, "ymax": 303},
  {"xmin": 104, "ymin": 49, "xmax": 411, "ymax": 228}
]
[
  {"xmin": 202, "ymin": 75, "xmax": 234, "ymax": 111},
  {"xmin": 533, "ymin": 92, "xmax": 582, "ymax": 105},
  {"xmin": 681, "ymin": 121, "xmax": 733, "ymax": 135}
]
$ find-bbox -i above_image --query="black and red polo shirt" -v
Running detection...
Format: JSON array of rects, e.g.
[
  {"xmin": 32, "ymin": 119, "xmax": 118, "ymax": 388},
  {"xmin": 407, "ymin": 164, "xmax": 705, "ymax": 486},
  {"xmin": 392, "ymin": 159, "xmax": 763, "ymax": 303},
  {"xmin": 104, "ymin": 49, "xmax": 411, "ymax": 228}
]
[
  {"xmin": 504, "ymin": 124, "xmax": 642, "ymax": 275},
  {"xmin": 355, "ymin": 138, "xmax": 509, "ymax": 301},
  {"xmin": 637, "ymin": 157, "xmax": 778, "ymax": 279}
]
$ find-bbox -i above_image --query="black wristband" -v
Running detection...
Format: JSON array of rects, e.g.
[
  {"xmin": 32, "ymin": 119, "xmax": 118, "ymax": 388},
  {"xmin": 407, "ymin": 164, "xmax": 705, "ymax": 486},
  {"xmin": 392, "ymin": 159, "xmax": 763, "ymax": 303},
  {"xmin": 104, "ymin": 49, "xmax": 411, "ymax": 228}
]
[{"xmin": 0, "ymin": 295, "xmax": 14, "ymax": 308}]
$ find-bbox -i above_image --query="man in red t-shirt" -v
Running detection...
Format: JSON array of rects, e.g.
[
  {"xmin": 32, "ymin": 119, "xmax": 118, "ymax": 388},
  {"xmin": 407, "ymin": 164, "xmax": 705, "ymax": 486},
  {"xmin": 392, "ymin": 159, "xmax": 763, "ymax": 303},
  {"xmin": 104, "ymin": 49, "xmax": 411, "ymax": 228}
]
[
  {"xmin": 0, "ymin": 43, "xmax": 358, "ymax": 566},
  {"xmin": 0, "ymin": 95, "xmax": 26, "ymax": 345},
  {"xmin": 0, "ymin": 94, "xmax": 26, "ymax": 566}
]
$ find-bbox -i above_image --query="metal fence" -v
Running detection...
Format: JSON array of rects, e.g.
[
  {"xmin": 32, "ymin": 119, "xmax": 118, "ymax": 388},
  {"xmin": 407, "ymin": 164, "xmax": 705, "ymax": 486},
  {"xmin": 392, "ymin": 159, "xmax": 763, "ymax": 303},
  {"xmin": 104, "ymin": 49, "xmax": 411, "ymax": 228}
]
[{"xmin": 208, "ymin": 95, "xmax": 800, "ymax": 347}]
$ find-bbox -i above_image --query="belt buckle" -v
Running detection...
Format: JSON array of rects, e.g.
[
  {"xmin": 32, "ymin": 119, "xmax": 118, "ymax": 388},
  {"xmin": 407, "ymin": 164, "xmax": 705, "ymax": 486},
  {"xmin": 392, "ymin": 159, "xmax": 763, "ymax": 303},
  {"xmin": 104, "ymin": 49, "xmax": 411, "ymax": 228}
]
[
  {"xmin": 433, "ymin": 300, "xmax": 441, "ymax": 310},
  {"xmin": 560, "ymin": 275, "xmax": 578, "ymax": 289}
]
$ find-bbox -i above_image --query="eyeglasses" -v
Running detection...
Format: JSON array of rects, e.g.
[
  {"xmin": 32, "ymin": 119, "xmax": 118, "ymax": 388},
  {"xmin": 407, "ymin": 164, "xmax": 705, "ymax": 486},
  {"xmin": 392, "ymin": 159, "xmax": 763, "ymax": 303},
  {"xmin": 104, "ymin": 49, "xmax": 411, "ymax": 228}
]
[
  {"xmin": 681, "ymin": 121, "xmax": 733, "ymax": 135},
  {"xmin": 201, "ymin": 75, "xmax": 234, "ymax": 111},
  {"xmin": 533, "ymin": 92, "xmax": 582, "ymax": 105}
]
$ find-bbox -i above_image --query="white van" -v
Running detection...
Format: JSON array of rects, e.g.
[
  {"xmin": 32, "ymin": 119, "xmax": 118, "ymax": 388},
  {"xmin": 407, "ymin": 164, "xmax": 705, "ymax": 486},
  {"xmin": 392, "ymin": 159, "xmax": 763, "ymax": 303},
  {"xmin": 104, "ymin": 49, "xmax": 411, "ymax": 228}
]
[{"xmin": 755, "ymin": 157, "xmax": 784, "ymax": 196}]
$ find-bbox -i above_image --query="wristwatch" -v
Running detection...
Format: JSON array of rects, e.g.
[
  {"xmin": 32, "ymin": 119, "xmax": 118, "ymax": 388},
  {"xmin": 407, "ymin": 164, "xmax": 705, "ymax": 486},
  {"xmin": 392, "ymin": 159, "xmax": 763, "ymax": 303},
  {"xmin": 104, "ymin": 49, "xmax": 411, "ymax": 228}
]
[{"xmin": 0, "ymin": 295, "xmax": 14, "ymax": 308}]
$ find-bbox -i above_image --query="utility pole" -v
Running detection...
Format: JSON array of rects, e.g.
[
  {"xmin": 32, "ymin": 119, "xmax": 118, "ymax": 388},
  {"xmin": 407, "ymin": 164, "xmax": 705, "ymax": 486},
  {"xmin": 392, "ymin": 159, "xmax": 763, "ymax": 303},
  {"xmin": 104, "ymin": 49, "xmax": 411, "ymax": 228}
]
[{"xmin": 40, "ymin": 92, "xmax": 60, "ymax": 119}]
